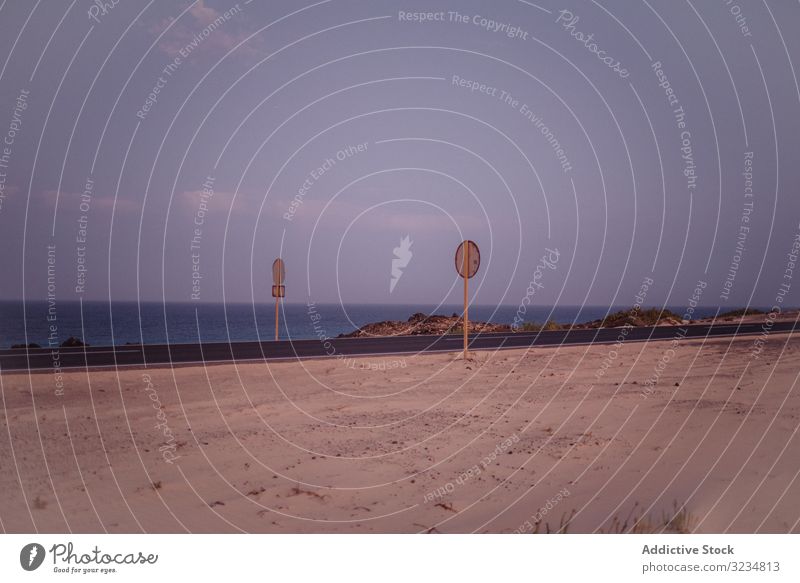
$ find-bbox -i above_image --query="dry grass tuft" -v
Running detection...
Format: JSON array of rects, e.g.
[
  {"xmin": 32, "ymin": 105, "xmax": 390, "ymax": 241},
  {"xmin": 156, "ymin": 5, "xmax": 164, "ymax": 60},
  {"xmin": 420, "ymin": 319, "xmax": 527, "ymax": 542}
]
[{"xmin": 530, "ymin": 501, "xmax": 695, "ymax": 534}]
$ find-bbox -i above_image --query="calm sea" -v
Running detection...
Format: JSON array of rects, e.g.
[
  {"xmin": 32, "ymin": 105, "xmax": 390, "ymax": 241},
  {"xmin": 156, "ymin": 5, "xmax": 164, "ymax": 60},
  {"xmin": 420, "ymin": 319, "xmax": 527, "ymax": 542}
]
[{"xmin": 0, "ymin": 301, "xmax": 726, "ymax": 348}]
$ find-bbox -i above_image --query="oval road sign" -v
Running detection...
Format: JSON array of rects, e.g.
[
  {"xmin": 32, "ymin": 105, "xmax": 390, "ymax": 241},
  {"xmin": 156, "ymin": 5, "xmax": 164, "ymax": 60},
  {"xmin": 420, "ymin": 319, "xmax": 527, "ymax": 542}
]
[
  {"xmin": 272, "ymin": 258, "xmax": 285, "ymax": 285},
  {"xmin": 455, "ymin": 240, "xmax": 480, "ymax": 279}
]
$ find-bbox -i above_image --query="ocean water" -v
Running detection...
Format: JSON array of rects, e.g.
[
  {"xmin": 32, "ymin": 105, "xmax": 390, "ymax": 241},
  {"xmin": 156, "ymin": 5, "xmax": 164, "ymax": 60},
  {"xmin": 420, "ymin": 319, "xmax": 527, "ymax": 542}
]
[{"xmin": 0, "ymin": 301, "xmax": 727, "ymax": 348}]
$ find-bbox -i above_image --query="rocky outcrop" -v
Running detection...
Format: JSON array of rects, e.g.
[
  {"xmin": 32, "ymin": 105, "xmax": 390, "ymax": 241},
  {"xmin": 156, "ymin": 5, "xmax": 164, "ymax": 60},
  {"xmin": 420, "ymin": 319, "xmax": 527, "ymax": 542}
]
[
  {"xmin": 339, "ymin": 307, "xmax": 689, "ymax": 338},
  {"xmin": 338, "ymin": 313, "xmax": 511, "ymax": 338},
  {"xmin": 573, "ymin": 308, "xmax": 683, "ymax": 329}
]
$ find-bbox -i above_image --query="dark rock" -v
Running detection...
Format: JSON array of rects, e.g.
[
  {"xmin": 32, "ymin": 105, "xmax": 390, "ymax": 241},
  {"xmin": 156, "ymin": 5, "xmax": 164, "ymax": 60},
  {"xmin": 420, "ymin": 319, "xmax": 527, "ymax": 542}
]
[
  {"xmin": 407, "ymin": 312, "xmax": 427, "ymax": 323},
  {"xmin": 11, "ymin": 343, "xmax": 41, "ymax": 349},
  {"xmin": 60, "ymin": 336, "xmax": 88, "ymax": 348},
  {"xmin": 579, "ymin": 307, "xmax": 683, "ymax": 329},
  {"xmin": 340, "ymin": 313, "xmax": 511, "ymax": 338}
]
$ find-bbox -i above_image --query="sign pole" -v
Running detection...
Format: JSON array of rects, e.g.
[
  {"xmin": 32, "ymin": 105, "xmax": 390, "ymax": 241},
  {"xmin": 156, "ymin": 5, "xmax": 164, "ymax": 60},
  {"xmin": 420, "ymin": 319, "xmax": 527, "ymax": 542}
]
[
  {"xmin": 454, "ymin": 240, "xmax": 479, "ymax": 361},
  {"xmin": 272, "ymin": 258, "xmax": 285, "ymax": 342},
  {"xmin": 275, "ymin": 294, "xmax": 279, "ymax": 341},
  {"xmin": 463, "ymin": 243, "xmax": 469, "ymax": 359}
]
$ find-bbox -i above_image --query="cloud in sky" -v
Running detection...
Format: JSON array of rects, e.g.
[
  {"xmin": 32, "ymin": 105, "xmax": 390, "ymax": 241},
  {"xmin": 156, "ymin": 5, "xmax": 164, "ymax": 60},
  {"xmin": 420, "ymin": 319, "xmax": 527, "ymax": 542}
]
[
  {"xmin": 179, "ymin": 187, "xmax": 247, "ymax": 216},
  {"xmin": 150, "ymin": 1, "xmax": 258, "ymax": 61},
  {"xmin": 40, "ymin": 189, "xmax": 139, "ymax": 213}
]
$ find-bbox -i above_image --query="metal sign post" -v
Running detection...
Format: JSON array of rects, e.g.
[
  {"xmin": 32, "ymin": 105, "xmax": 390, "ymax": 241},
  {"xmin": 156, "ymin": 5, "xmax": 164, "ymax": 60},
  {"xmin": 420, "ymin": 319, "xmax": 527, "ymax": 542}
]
[
  {"xmin": 463, "ymin": 244, "xmax": 469, "ymax": 358},
  {"xmin": 455, "ymin": 241, "xmax": 480, "ymax": 359},
  {"xmin": 272, "ymin": 258, "xmax": 285, "ymax": 341}
]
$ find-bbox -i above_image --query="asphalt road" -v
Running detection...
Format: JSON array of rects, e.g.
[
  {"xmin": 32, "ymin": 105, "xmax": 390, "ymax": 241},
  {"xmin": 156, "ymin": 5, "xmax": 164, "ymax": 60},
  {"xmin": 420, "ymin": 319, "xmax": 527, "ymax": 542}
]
[{"xmin": 0, "ymin": 320, "xmax": 795, "ymax": 372}]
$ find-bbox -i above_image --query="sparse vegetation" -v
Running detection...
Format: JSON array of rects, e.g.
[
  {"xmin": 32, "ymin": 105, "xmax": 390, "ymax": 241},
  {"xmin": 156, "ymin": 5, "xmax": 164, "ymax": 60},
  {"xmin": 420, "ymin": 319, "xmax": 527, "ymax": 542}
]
[
  {"xmin": 289, "ymin": 485, "xmax": 328, "ymax": 501},
  {"xmin": 528, "ymin": 509, "xmax": 577, "ymax": 533},
  {"xmin": 576, "ymin": 307, "xmax": 683, "ymax": 329},
  {"xmin": 529, "ymin": 501, "xmax": 695, "ymax": 534},
  {"xmin": 519, "ymin": 320, "xmax": 561, "ymax": 332},
  {"xmin": 342, "ymin": 313, "xmax": 511, "ymax": 337},
  {"xmin": 611, "ymin": 308, "xmax": 681, "ymax": 327},
  {"xmin": 717, "ymin": 308, "xmax": 765, "ymax": 319},
  {"xmin": 600, "ymin": 501, "xmax": 695, "ymax": 533}
]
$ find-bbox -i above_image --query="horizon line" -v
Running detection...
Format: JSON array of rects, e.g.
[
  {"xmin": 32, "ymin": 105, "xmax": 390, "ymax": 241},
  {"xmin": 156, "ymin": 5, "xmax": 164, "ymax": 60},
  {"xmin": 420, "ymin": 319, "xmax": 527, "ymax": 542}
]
[{"xmin": 0, "ymin": 299, "xmax": 790, "ymax": 310}]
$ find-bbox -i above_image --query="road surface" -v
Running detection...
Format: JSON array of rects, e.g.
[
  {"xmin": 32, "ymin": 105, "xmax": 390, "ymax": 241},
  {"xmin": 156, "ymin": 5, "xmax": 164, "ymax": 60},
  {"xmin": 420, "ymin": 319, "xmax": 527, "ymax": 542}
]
[{"xmin": 0, "ymin": 321, "xmax": 794, "ymax": 372}]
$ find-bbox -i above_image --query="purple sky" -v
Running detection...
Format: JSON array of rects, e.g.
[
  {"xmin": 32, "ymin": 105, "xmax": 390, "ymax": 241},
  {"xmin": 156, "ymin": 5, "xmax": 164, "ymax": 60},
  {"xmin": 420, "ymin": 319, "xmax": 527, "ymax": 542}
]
[{"xmin": 1, "ymin": 0, "xmax": 799, "ymax": 310}]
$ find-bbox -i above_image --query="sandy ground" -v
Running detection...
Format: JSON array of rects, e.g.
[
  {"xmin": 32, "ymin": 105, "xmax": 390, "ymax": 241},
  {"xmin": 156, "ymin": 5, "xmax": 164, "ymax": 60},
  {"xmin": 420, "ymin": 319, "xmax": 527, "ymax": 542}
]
[{"xmin": 1, "ymin": 327, "xmax": 799, "ymax": 533}]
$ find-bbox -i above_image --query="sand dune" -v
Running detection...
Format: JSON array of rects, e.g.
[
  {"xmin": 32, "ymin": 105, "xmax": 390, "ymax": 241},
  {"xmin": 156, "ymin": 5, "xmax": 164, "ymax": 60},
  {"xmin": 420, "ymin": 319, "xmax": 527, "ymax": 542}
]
[{"xmin": 1, "ymin": 330, "xmax": 798, "ymax": 533}]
